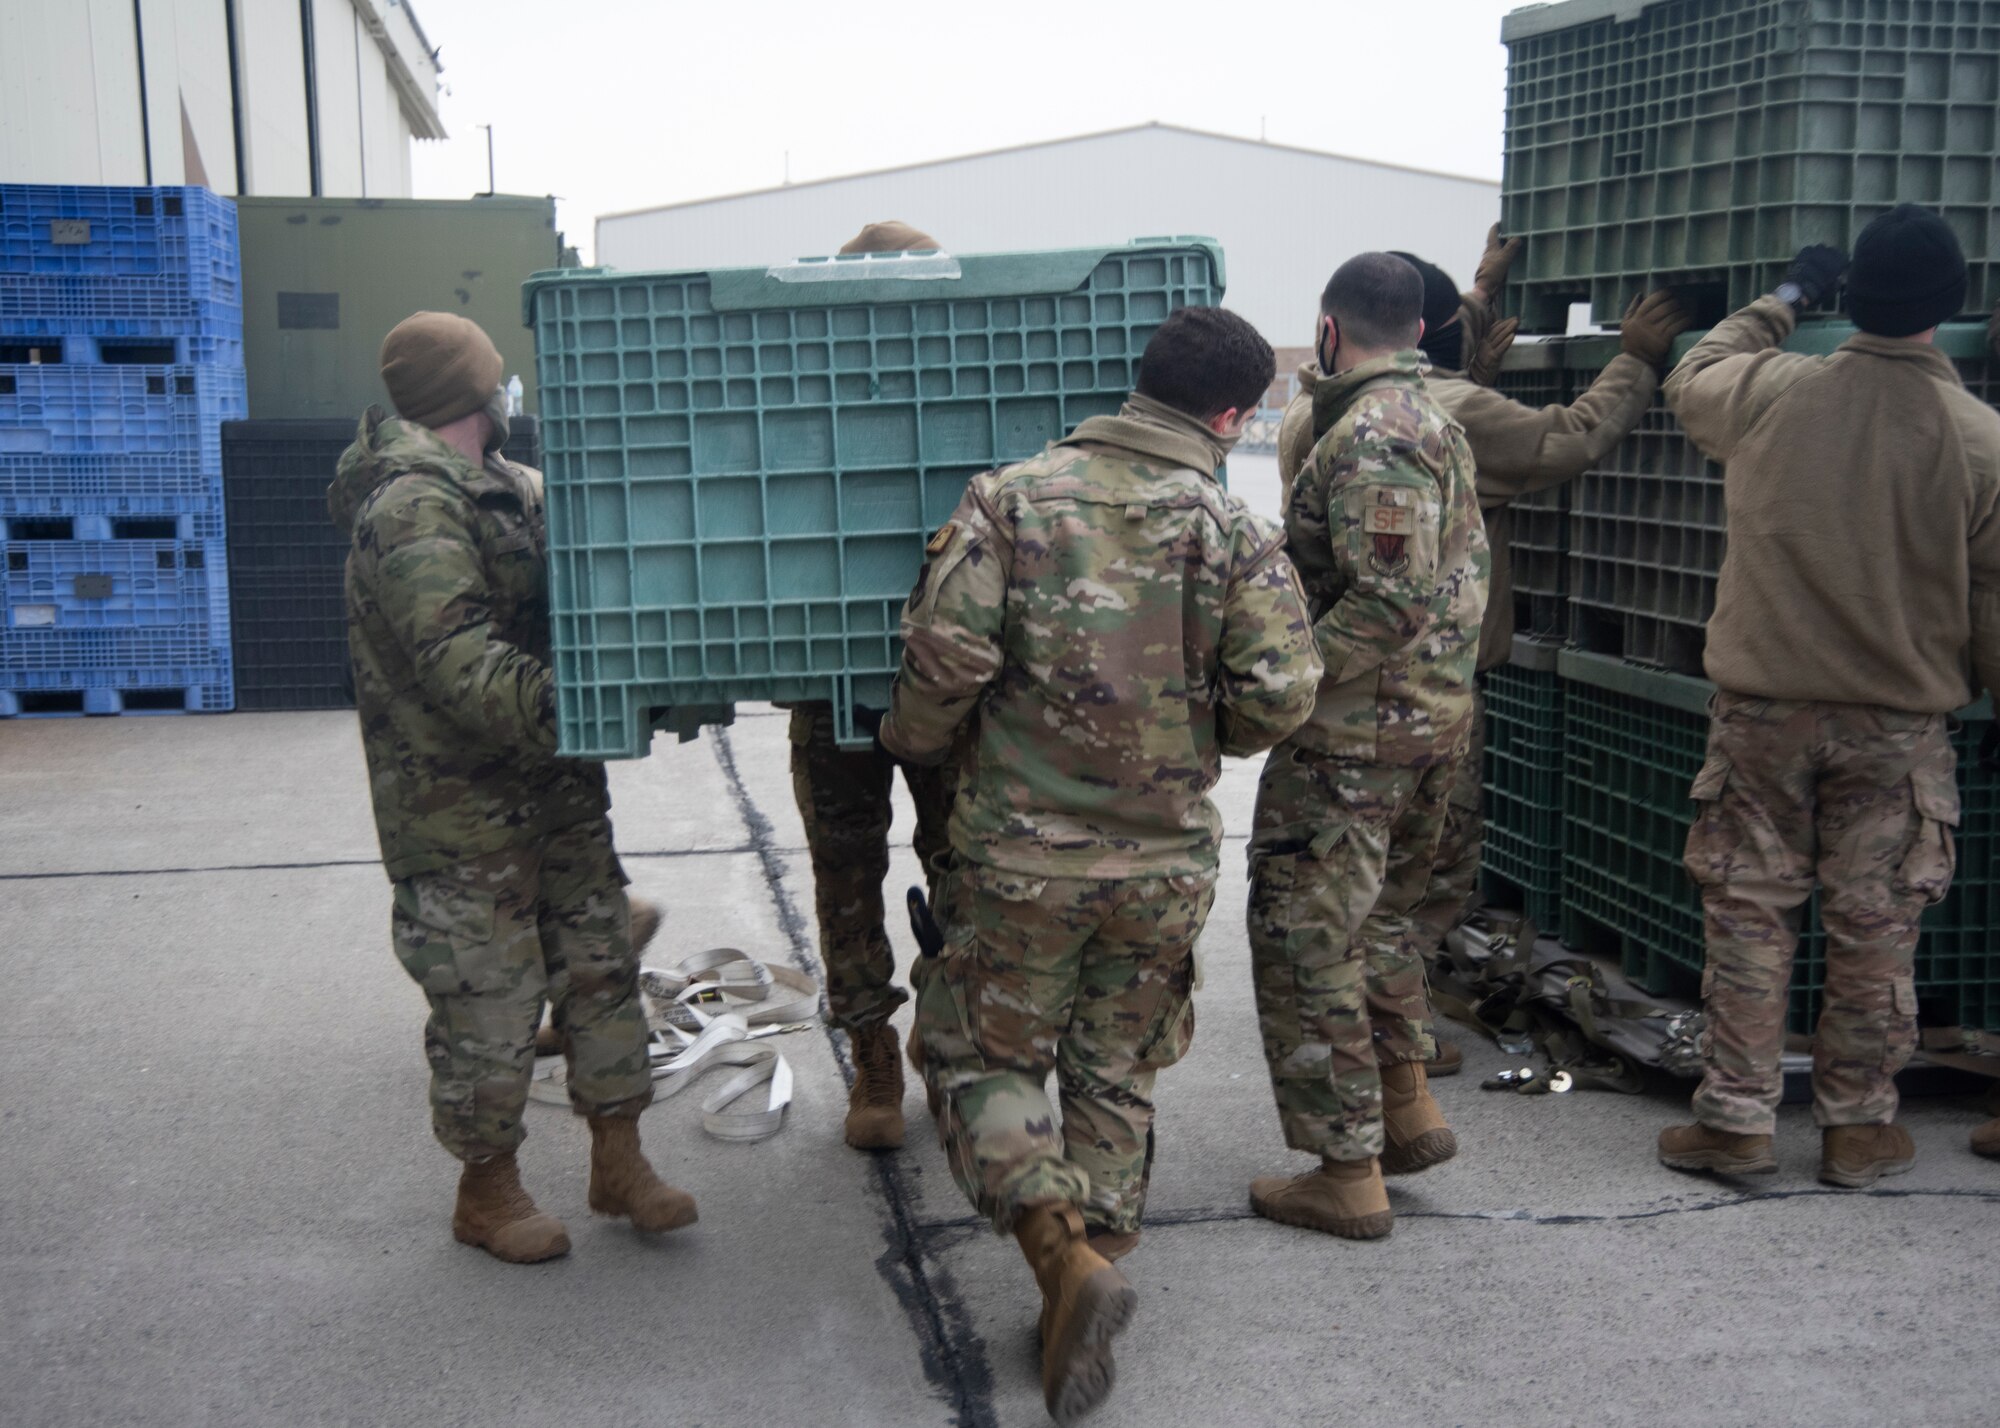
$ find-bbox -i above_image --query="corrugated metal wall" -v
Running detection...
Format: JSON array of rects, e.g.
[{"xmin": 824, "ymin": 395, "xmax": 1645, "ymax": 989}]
[
  {"xmin": 0, "ymin": 0, "xmax": 434, "ymax": 196},
  {"xmin": 596, "ymin": 126, "xmax": 1502, "ymax": 346}
]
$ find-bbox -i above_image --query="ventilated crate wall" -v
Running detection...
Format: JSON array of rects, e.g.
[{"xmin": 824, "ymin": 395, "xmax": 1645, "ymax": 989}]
[
  {"xmin": 1501, "ymin": 0, "xmax": 2000, "ymax": 332},
  {"xmin": 1493, "ymin": 353, "xmax": 1576, "ymax": 640},
  {"xmin": 529, "ymin": 240, "xmax": 1226, "ymax": 757},
  {"xmin": 0, "ymin": 185, "xmax": 244, "ymax": 715},
  {"xmin": 1481, "ymin": 643, "xmax": 1567, "ymax": 931},
  {"xmin": 222, "ymin": 417, "xmax": 543, "ymax": 711},
  {"xmin": 1560, "ymin": 661, "xmax": 1997, "ymax": 1033}
]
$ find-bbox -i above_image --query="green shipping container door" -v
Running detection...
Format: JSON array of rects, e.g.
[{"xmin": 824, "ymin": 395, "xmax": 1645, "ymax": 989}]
[
  {"xmin": 236, "ymin": 195, "xmax": 562, "ymax": 420},
  {"xmin": 524, "ymin": 237, "xmax": 1227, "ymax": 759}
]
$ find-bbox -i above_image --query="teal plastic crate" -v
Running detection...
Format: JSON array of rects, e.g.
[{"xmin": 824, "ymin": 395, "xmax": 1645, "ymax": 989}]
[
  {"xmin": 1501, "ymin": 0, "xmax": 2000, "ymax": 332},
  {"xmin": 526, "ymin": 238, "xmax": 1227, "ymax": 757},
  {"xmin": 1558, "ymin": 650, "xmax": 1998, "ymax": 1033},
  {"xmin": 1481, "ymin": 637, "xmax": 1567, "ymax": 930}
]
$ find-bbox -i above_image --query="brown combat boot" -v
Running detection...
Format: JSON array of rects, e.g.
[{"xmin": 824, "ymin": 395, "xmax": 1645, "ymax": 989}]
[
  {"xmin": 452, "ymin": 1153, "xmax": 571, "ymax": 1263},
  {"xmin": 1430, "ymin": 1038, "xmax": 1464, "ymax": 1077},
  {"xmin": 1972, "ymin": 1117, "xmax": 2000, "ymax": 1160},
  {"xmin": 1656, "ymin": 1122, "xmax": 1778, "ymax": 1175},
  {"xmin": 532, "ymin": 1020, "xmax": 565, "ymax": 1057},
  {"xmin": 1087, "ymin": 1229, "xmax": 1140, "ymax": 1262},
  {"xmin": 586, "ymin": 1115, "xmax": 699, "ymax": 1231},
  {"xmin": 1380, "ymin": 1061, "xmax": 1458, "ymax": 1175},
  {"xmin": 1014, "ymin": 1202, "xmax": 1137, "ymax": 1426},
  {"xmin": 1249, "ymin": 1157, "xmax": 1394, "ymax": 1239},
  {"xmin": 845, "ymin": 1022, "xmax": 906, "ymax": 1150},
  {"xmin": 1820, "ymin": 1124, "xmax": 1916, "ymax": 1188}
]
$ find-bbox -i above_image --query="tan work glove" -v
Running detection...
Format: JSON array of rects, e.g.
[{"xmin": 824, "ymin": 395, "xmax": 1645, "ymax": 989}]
[
  {"xmin": 1620, "ymin": 290, "xmax": 1692, "ymax": 370},
  {"xmin": 1474, "ymin": 223, "xmax": 1523, "ymax": 299},
  {"xmin": 1467, "ymin": 315, "xmax": 1520, "ymax": 388}
]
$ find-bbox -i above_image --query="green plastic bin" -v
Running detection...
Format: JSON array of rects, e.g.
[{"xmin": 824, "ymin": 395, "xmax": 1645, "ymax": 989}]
[
  {"xmin": 1501, "ymin": 0, "xmax": 2000, "ymax": 333},
  {"xmin": 524, "ymin": 238, "xmax": 1226, "ymax": 757}
]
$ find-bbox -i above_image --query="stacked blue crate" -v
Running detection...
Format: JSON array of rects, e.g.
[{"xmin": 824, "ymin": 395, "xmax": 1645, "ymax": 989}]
[{"xmin": 0, "ymin": 185, "xmax": 243, "ymax": 715}]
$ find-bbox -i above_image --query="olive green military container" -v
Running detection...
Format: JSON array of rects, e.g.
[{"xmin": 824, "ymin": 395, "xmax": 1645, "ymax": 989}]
[{"xmin": 235, "ymin": 195, "xmax": 563, "ymax": 419}]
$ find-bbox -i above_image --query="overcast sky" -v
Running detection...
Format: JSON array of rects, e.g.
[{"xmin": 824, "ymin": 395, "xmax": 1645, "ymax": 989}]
[{"xmin": 409, "ymin": 0, "xmax": 1525, "ymax": 261}]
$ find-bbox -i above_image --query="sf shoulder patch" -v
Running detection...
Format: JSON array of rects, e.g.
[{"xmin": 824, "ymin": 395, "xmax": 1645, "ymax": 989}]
[
  {"xmin": 926, "ymin": 521, "xmax": 960, "ymax": 556},
  {"xmin": 1364, "ymin": 499, "xmax": 1414, "ymax": 576}
]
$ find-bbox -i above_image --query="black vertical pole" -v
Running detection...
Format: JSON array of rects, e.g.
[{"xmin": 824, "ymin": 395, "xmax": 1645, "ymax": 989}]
[
  {"xmin": 223, "ymin": 0, "xmax": 248, "ymax": 193},
  {"xmin": 131, "ymin": 0, "xmax": 154, "ymax": 183},
  {"xmin": 299, "ymin": 0, "xmax": 322, "ymax": 196}
]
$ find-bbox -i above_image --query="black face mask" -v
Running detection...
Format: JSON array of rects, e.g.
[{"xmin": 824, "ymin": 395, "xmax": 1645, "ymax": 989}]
[{"xmin": 1420, "ymin": 321, "xmax": 1464, "ymax": 372}]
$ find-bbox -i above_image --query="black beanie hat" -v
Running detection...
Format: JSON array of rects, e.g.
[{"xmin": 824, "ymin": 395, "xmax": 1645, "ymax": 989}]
[
  {"xmin": 1387, "ymin": 251, "xmax": 1462, "ymax": 335},
  {"xmin": 1846, "ymin": 204, "xmax": 1968, "ymax": 336}
]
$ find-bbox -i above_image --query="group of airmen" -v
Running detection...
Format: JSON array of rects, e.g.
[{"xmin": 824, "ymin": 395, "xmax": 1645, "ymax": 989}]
[{"xmin": 334, "ymin": 204, "xmax": 2000, "ymax": 1425}]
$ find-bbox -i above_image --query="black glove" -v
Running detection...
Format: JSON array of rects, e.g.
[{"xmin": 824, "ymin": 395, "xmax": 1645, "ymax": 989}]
[
  {"xmin": 1779, "ymin": 244, "xmax": 1847, "ymax": 311},
  {"xmin": 1980, "ymin": 721, "xmax": 1999, "ymax": 773}
]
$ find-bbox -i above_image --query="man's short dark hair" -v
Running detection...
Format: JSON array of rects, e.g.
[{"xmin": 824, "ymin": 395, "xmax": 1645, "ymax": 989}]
[
  {"xmin": 1135, "ymin": 306, "xmax": 1275, "ymax": 419},
  {"xmin": 1320, "ymin": 253, "xmax": 1424, "ymax": 351}
]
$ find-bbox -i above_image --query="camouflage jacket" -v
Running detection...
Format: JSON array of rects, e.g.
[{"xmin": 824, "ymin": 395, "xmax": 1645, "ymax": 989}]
[
  {"xmin": 329, "ymin": 408, "xmax": 607, "ymax": 880},
  {"xmin": 1280, "ymin": 301, "xmax": 1653, "ymax": 671},
  {"xmin": 878, "ymin": 401, "xmax": 1322, "ymax": 879},
  {"xmin": 1287, "ymin": 351, "xmax": 1488, "ymax": 766}
]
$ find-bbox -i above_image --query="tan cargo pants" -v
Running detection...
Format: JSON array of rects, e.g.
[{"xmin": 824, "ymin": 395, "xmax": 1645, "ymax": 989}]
[{"xmin": 1684, "ymin": 694, "xmax": 1958, "ymax": 1135}]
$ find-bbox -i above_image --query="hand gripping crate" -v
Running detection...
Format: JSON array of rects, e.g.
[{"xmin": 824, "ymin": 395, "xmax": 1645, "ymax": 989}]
[
  {"xmin": 1500, "ymin": 0, "xmax": 2000, "ymax": 333},
  {"xmin": 1557, "ymin": 650, "xmax": 1998, "ymax": 1033},
  {"xmin": 1565, "ymin": 319, "xmax": 1995, "ymax": 675},
  {"xmin": 525, "ymin": 238, "xmax": 1227, "ymax": 757},
  {"xmin": 1480, "ymin": 635, "xmax": 1568, "ymax": 930}
]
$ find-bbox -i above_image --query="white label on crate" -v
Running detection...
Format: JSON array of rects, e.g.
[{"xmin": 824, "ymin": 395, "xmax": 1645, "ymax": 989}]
[{"xmin": 11, "ymin": 605, "xmax": 58, "ymax": 628}]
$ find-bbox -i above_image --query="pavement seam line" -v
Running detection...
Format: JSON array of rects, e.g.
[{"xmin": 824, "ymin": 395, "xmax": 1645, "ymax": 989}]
[
  {"xmin": 0, "ymin": 845, "xmax": 751, "ymax": 882},
  {"xmin": 707, "ymin": 729, "xmax": 999, "ymax": 1428},
  {"xmin": 909, "ymin": 1184, "xmax": 2000, "ymax": 1236}
]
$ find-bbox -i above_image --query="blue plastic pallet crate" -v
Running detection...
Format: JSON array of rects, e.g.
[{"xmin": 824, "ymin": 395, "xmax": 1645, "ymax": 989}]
[
  {"xmin": 1, "ymin": 363, "xmax": 246, "ymax": 507},
  {"xmin": 3, "ymin": 536, "xmax": 229, "ymax": 634},
  {"xmin": 0, "ymin": 486, "xmax": 223, "ymax": 536},
  {"xmin": 0, "ymin": 319, "xmax": 244, "ymax": 370},
  {"xmin": 0, "ymin": 185, "xmax": 239, "ymax": 295},
  {"xmin": 0, "ymin": 663, "xmax": 232, "ymax": 716},
  {"xmin": 526, "ymin": 237, "xmax": 1227, "ymax": 758}
]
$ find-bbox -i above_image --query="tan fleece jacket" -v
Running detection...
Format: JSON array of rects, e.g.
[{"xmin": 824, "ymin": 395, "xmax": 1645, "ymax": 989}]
[
  {"xmin": 1280, "ymin": 300, "xmax": 1657, "ymax": 669},
  {"xmin": 1666, "ymin": 296, "xmax": 2000, "ymax": 711}
]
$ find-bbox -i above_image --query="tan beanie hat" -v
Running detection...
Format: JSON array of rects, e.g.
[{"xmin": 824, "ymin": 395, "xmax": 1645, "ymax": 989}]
[
  {"xmin": 838, "ymin": 221, "xmax": 941, "ymax": 255},
  {"xmin": 378, "ymin": 312, "xmax": 506, "ymax": 428}
]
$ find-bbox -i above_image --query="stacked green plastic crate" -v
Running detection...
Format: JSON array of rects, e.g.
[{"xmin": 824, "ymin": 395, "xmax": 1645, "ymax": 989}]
[
  {"xmin": 1492, "ymin": 0, "xmax": 2000, "ymax": 1031},
  {"xmin": 525, "ymin": 239, "xmax": 1225, "ymax": 757}
]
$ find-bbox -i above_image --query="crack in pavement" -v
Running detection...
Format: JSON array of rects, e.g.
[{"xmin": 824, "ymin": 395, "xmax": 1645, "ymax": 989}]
[
  {"xmin": 909, "ymin": 1183, "xmax": 2000, "ymax": 1238},
  {"xmin": 0, "ymin": 845, "xmax": 750, "ymax": 881},
  {"xmin": 709, "ymin": 729, "xmax": 998, "ymax": 1428}
]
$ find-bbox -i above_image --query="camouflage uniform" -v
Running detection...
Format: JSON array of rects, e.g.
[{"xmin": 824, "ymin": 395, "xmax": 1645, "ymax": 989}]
[
  {"xmin": 331, "ymin": 408, "xmax": 653, "ymax": 1160},
  {"xmin": 787, "ymin": 703, "xmax": 954, "ymax": 1031},
  {"xmin": 1284, "ymin": 299, "xmax": 1658, "ymax": 961},
  {"xmin": 1684, "ymin": 696, "xmax": 1957, "ymax": 1133},
  {"xmin": 880, "ymin": 394, "xmax": 1322, "ymax": 1234},
  {"xmin": 1248, "ymin": 351, "xmax": 1487, "ymax": 1161},
  {"xmin": 1666, "ymin": 297, "xmax": 2000, "ymax": 1136}
]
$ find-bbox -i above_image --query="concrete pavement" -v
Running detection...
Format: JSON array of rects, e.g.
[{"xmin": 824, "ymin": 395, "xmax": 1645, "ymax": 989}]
[{"xmin": 4, "ymin": 699, "xmax": 1998, "ymax": 1428}]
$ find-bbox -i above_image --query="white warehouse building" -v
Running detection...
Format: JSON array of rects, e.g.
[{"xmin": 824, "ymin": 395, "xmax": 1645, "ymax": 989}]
[
  {"xmin": 0, "ymin": 0, "xmax": 444, "ymax": 198},
  {"xmin": 597, "ymin": 124, "xmax": 1503, "ymax": 349}
]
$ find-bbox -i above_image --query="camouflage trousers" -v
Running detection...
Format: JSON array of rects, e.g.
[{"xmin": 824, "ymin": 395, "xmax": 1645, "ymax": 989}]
[
  {"xmin": 913, "ymin": 860, "xmax": 1213, "ymax": 1235},
  {"xmin": 1685, "ymin": 694, "xmax": 1959, "ymax": 1134},
  {"xmin": 389, "ymin": 818, "xmax": 653, "ymax": 1161},
  {"xmin": 1407, "ymin": 683, "xmax": 1487, "ymax": 973},
  {"xmin": 789, "ymin": 702, "xmax": 955, "ymax": 1032},
  {"xmin": 1247, "ymin": 740, "xmax": 1459, "ymax": 1161}
]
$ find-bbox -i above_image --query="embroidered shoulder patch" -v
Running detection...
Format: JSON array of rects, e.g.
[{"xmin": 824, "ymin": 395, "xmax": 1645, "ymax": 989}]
[{"xmin": 926, "ymin": 521, "xmax": 960, "ymax": 556}]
